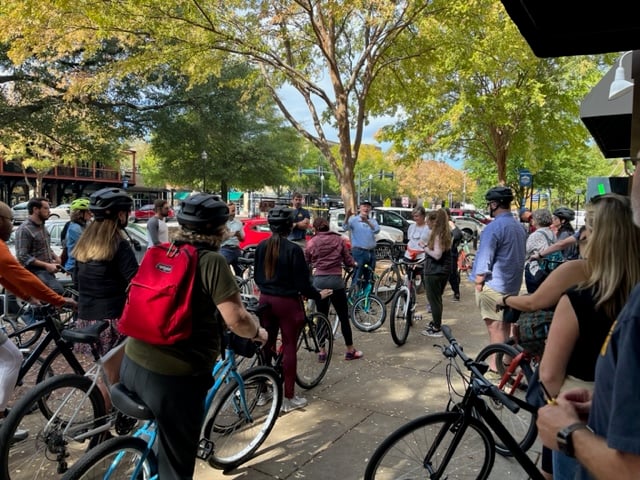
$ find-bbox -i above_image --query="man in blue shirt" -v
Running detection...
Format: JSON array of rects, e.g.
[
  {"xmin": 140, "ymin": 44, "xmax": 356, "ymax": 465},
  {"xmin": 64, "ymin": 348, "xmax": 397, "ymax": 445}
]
[
  {"xmin": 344, "ymin": 200, "xmax": 380, "ymax": 287},
  {"xmin": 287, "ymin": 192, "xmax": 310, "ymax": 248},
  {"xmin": 470, "ymin": 186, "xmax": 526, "ymax": 372}
]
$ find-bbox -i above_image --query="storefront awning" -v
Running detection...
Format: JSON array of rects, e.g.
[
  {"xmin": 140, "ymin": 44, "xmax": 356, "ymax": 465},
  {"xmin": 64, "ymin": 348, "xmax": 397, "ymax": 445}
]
[
  {"xmin": 228, "ymin": 191, "xmax": 243, "ymax": 201},
  {"xmin": 174, "ymin": 191, "xmax": 191, "ymax": 200}
]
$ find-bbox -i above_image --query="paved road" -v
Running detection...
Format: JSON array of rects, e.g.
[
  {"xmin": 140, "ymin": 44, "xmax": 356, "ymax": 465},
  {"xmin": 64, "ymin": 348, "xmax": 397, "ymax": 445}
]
[{"xmin": 194, "ymin": 278, "xmax": 542, "ymax": 479}]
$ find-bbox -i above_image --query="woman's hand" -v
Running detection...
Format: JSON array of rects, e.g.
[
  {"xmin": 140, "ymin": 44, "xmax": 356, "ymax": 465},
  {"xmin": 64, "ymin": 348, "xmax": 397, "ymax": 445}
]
[{"xmin": 319, "ymin": 289, "xmax": 333, "ymax": 299}]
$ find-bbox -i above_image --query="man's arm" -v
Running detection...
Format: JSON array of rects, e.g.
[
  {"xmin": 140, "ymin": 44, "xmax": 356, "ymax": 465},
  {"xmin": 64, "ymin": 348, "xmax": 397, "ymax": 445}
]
[
  {"xmin": 148, "ymin": 217, "xmax": 161, "ymax": 246},
  {"xmin": 294, "ymin": 210, "xmax": 310, "ymax": 231}
]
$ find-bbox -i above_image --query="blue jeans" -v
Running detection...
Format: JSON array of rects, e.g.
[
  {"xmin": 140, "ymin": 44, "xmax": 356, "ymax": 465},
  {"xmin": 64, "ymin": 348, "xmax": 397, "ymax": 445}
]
[
  {"xmin": 351, "ymin": 248, "xmax": 376, "ymax": 288},
  {"xmin": 552, "ymin": 450, "xmax": 581, "ymax": 480},
  {"xmin": 220, "ymin": 246, "xmax": 242, "ymax": 276}
]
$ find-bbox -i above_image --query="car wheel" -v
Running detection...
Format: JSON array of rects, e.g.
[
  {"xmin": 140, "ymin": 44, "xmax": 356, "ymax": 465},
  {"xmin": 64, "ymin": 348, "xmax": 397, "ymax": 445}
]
[{"xmin": 49, "ymin": 214, "xmax": 59, "ymax": 219}]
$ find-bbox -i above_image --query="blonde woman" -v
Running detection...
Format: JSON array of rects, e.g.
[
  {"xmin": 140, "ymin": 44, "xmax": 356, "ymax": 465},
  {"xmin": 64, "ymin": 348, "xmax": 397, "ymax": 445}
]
[
  {"xmin": 421, "ymin": 209, "xmax": 452, "ymax": 337},
  {"xmin": 73, "ymin": 188, "xmax": 138, "ymax": 366}
]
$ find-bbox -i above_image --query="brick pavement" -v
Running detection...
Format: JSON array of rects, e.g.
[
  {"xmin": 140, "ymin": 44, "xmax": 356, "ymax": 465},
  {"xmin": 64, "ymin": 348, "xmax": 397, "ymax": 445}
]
[{"xmin": 194, "ymin": 278, "xmax": 542, "ymax": 479}]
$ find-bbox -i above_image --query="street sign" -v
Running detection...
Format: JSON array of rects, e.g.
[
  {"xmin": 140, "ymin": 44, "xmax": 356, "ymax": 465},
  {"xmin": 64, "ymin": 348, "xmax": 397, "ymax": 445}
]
[
  {"xmin": 401, "ymin": 196, "xmax": 409, "ymax": 207},
  {"xmin": 519, "ymin": 169, "xmax": 532, "ymax": 187}
]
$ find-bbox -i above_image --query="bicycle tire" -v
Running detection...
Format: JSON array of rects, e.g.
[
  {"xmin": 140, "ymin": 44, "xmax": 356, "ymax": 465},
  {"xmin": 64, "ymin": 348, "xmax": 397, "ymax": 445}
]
[
  {"xmin": 204, "ymin": 366, "xmax": 283, "ymax": 470},
  {"xmin": 364, "ymin": 411, "xmax": 495, "ymax": 480},
  {"xmin": 0, "ymin": 374, "xmax": 108, "ymax": 480},
  {"xmin": 350, "ymin": 294, "xmax": 386, "ymax": 332},
  {"xmin": 390, "ymin": 287, "xmax": 411, "ymax": 346},
  {"xmin": 474, "ymin": 342, "xmax": 537, "ymax": 456},
  {"xmin": 36, "ymin": 346, "xmax": 85, "ymax": 384},
  {"xmin": 60, "ymin": 436, "xmax": 157, "ymax": 480},
  {"xmin": 296, "ymin": 313, "xmax": 333, "ymax": 389},
  {"xmin": 8, "ymin": 314, "xmax": 44, "ymax": 349},
  {"xmin": 375, "ymin": 266, "xmax": 401, "ymax": 304},
  {"xmin": 460, "ymin": 253, "xmax": 476, "ymax": 276}
]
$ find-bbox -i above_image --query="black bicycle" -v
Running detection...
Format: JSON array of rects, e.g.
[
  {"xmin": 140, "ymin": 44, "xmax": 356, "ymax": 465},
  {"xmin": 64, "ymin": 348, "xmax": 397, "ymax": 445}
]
[{"xmin": 364, "ymin": 325, "xmax": 543, "ymax": 480}]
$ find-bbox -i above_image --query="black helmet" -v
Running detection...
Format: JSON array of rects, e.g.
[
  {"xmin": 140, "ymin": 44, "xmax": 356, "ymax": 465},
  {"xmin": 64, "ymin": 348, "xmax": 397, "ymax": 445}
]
[
  {"xmin": 177, "ymin": 193, "xmax": 229, "ymax": 233},
  {"xmin": 553, "ymin": 207, "xmax": 575, "ymax": 222},
  {"xmin": 485, "ymin": 186, "xmax": 514, "ymax": 203},
  {"xmin": 267, "ymin": 206, "xmax": 294, "ymax": 234},
  {"xmin": 89, "ymin": 188, "xmax": 133, "ymax": 220}
]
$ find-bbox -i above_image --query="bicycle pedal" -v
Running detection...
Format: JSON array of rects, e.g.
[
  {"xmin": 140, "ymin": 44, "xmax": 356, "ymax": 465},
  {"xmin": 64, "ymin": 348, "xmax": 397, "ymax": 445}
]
[{"xmin": 196, "ymin": 438, "xmax": 214, "ymax": 460}]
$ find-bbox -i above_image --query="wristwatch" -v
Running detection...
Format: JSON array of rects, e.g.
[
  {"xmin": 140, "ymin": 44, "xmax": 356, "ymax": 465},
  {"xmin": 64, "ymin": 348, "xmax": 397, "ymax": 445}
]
[{"xmin": 557, "ymin": 422, "xmax": 592, "ymax": 458}]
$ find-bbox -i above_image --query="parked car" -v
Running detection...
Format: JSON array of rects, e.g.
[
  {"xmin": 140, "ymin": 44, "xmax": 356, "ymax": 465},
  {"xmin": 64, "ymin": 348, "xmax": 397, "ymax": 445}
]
[
  {"xmin": 451, "ymin": 215, "xmax": 485, "ymax": 242},
  {"xmin": 239, "ymin": 218, "xmax": 273, "ymax": 251},
  {"xmin": 328, "ymin": 208, "xmax": 404, "ymax": 246},
  {"xmin": 374, "ymin": 207, "xmax": 415, "ymax": 222},
  {"xmin": 10, "ymin": 201, "xmax": 29, "ymax": 225},
  {"xmin": 48, "ymin": 203, "xmax": 71, "ymax": 220},
  {"xmin": 448, "ymin": 208, "xmax": 492, "ymax": 225},
  {"xmin": 371, "ymin": 208, "xmax": 410, "ymax": 242},
  {"xmin": 129, "ymin": 204, "xmax": 175, "ymax": 223}
]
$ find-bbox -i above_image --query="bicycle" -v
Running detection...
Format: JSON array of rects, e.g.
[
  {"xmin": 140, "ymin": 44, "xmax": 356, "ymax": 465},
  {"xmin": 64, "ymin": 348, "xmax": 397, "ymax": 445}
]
[
  {"xmin": 346, "ymin": 264, "xmax": 386, "ymax": 332},
  {"xmin": 388, "ymin": 256, "xmax": 424, "ymax": 346},
  {"xmin": 244, "ymin": 296, "xmax": 334, "ymax": 390},
  {"xmin": 0, "ymin": 322, "xmax": 135, "ymax": 480},
  {"xmin": 457, "ymin": 238, "xmax": 476, "ymax": 277},
  {"xmin": 474, "ymin": 340, "xmax": 538, "ymax": 456},
  {"xmin": 59, "ymin": 331, "xmax": 283, "ymax": 479},
  {"xmin": 364, "ymin": 325, "xmax": 543, "ymax": 480}
]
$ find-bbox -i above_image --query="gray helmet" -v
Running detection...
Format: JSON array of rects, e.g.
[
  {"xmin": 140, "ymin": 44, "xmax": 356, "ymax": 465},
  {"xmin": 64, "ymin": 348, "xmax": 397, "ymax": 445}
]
[
  {"xmin": 267, "ymin": 206, "xmax": 294, "ymax": 234},
  {"xmin": 89, "ymin": 188, "xmax": 133, "ymax": 220},
  {"xmin": 485, "ymin": 186, "xmax": 514, "ymax": 203},
  {"xmin": 553, "ymin": 207, "xmax": 575, "ymax": 222},
  {"xmin": 177, "ymin": 193, "xmax": 229, "ymax": 233}
]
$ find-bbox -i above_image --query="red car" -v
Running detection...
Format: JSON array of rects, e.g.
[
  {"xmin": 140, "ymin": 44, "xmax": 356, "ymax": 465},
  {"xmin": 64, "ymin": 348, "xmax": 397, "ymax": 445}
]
[
  {"xmin": 240, "ymin": 217, "xmax": 349, "ymax": 252},
  {"xmin": 129, "ymin": 204, "xmax": 175, "ymax": 223}
]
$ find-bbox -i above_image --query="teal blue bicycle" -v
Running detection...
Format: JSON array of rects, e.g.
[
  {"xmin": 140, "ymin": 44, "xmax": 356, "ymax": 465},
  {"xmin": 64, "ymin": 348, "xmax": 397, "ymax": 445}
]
[
  {"xmin": 61, "ymin": 331, "xmax": 283, "ymax": 479},
  {"xmin": 346, "ymin": 264, "xmax": 386, "ymax": 332}
]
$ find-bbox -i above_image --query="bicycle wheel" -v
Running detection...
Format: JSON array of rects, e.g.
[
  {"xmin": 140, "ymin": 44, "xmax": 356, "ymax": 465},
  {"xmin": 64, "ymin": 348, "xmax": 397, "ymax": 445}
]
[
  {"xmin": 0, "ymin": 374, "xmax": 108, "ymax": 480},
  {"xmin": 389, "ymin": 288, "xmax": 412, "ymax": 346},
  {"xmin": 375, "ymin": 266, "xmax": 401, "ymax": 304},
  {"xmin": 203, "ymin": 366, "xmax": 283, "ymax": 470},
  {"xmin": 36, "ymin": 346, "xmax": 86, "ymax": 384},
  {"xmin": 475, "ymin": 343, "xmax": 537, "ymax": 456},
  {"xmin": 8, "ymin": 314, "xmax": 44, "ymax": 349},
  {"xmin": 60, "ymin": 436, "xmax": 157, "ymax": 480},
  {"xmin": 364, "ymin": 411, "xmax": 495, "ymax": 480},
  {"xmin": 351, "ymin": 294, "xmax": 386, "ymax": 332},
  {"xmin": 296, "ymin": 313, "xmax": 333, "ymax": 389}
]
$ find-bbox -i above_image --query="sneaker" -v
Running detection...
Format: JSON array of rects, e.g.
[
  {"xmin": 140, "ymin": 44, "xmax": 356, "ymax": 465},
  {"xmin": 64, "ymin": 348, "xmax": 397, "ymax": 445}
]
[
  {"xmin": 453, "ymin": 293, "xmax": 460, "ymax": 302},
  {"xmin": 420, "ymin": 323, "xmax": 443, "ymax": 337},
  {"xmin": 256, "ymin": 389, "xmax": 273, "ymax": 407},
  {"xmin": 318, "ymin": 351, "xmax": 327, "ymax": 363},
  {"xmin": 426, "ymin": 304, "xmax": 432, "ymax": 313},
  {"xmin": 11, "ymin": 429, "xmax": 29, "ymax": 443},
  {"xmin": 345, "ymin": 350, "xmax": 364, "ymax": 361},
  {"xmin": 281, "ymin": 395, "xmax": 308, "ymax": 413}
]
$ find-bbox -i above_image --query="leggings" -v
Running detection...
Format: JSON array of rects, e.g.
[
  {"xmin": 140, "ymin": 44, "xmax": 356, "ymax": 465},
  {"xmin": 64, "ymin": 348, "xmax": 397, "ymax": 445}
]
[
  {"xmin": 258, "ymin": 294, "xmax": 304, "ymax": 399},
  {"xmin": 0, "ymin": 338, "xmax": 22, "ymax": 413},
  {"xmin": 316, "ymin": 288, "xmax": 353, "ymax": 347},
  {"xmin": 425, "ymin": 273, "xmax": 449, "ymax": 329}
]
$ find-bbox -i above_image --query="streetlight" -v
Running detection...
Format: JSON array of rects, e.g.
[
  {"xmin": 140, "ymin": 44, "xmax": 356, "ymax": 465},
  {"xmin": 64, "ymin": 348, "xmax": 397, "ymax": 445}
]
[
  {"xmin": 575, "ymin": 188, "xmax": 583, "ymax": 225},
  {"xmin": 368, "ymin": 174, "xmax": 373, "ymax": 202},
  {"xmin": 320, "ymin": 174, "xmax": 325, "ymax": 204},
  {"xmin": 201, "ymin": 150, "xmax": 207, "ymax": 193}
]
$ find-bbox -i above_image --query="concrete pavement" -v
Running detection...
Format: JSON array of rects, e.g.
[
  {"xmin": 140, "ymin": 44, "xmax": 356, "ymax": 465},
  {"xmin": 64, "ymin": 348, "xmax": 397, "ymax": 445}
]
[{"xmin": 195, "ymin": 279, "xmax": 542, "ymax": 479}]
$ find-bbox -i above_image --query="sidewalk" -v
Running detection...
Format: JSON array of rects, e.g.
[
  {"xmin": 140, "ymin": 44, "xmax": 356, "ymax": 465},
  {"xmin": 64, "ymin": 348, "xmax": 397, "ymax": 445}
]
[{"xmin": 195, "ymin": 280, "xmax": 542, "ymax": 479}]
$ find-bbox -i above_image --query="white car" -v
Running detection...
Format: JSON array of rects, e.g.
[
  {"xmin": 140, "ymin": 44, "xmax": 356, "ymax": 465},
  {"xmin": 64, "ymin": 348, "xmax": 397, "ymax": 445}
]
[
  {"xmin": 48, "ymin": 204, "xmax": 71, "ymax": 220},
  {"xmin": 328, "ymin": 208, "xmax": 404, "ymax": 245}
]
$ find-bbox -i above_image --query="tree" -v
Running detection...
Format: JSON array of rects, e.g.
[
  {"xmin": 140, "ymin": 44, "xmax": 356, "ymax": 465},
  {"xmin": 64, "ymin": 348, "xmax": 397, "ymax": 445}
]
[
  {"xmin": 372, "ymin": 0, "xmax": 612, "ymax": 194},
  {"xmin": 0, "ymin": 0, "xmax": 441, "ymax": 210}
]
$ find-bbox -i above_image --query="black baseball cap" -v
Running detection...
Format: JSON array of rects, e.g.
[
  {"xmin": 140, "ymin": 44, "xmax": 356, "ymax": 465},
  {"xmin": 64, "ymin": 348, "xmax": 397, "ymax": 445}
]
[{"xmin": 360, "ymin": 200, "xmax": 373, "ymax": 206}]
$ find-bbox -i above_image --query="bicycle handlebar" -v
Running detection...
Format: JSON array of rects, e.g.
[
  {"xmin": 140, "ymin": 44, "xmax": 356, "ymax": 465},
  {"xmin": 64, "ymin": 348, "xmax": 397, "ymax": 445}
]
[{"xmin": 441, "ymin": 326, "xmax": 520, "ymax": 414}]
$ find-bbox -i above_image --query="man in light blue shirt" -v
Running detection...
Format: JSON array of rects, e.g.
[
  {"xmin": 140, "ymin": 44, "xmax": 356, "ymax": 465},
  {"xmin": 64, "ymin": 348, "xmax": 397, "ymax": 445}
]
[
  {"xmin": 220, "ymin": 202, "xmax": 245, "ymax": 275},
  {"xmin": 344, "ymin": 200, "xmax": 380, "ymax": 287},
  {"xmin": 470, "ymin": 187, "xmax": 526, "ymax": 372}
]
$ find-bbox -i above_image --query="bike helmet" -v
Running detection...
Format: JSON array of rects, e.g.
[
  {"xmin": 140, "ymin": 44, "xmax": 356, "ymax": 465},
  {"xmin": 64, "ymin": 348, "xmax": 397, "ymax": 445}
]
[
  {"xmin": 485, "ymin": 186, "xmax": 514, "ymax": 204},
  {"xmin": 89, "ymin": 188, "xmax": 133, "ymax": 220},
  {"xmin": 177, "ymin": 193, "xmax": 229, "ymax": 233},
  {"xmin": 267, "ymin": 206, "xmax": 294, "ymax": 234},
  {"xmin": 553, "ymin": 207, "xmax": 575, "ymax": 222},
  {"xmin": 70, "ymin": 198, "xmax": 90, "ymax": 212}
]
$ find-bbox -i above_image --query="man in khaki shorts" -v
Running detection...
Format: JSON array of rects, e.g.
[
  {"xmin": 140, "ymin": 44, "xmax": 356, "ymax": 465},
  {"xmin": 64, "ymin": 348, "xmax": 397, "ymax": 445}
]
[{"xmin": 470, "ymin": 187, "xmax": 526, "ymax": 372}]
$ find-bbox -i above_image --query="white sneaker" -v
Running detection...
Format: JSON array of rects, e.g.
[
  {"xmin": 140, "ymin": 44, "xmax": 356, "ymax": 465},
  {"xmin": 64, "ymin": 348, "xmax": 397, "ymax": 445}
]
[
  {"xmin": 256, "ymin": 389, "xmax": 273, "ymax": 407},
  {"xmin": 281, "ymin": 395, "xmax": 308, "ymax": 413}
]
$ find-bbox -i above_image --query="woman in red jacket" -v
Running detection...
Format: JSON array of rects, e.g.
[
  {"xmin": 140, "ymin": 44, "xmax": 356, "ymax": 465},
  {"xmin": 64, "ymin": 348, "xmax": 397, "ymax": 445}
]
[{"xmin": 305, "ymin": 217, "xmax": 362, "ymax": 360}]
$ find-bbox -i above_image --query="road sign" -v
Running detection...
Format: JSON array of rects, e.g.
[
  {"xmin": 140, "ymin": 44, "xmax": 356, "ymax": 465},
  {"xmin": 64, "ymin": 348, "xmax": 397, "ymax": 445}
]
[
  {"xmin": 401, "ymin": 196, "xmax": 409, "ymax": 207},
  {"xmin": 519, "ymin": 169, "xmax": 532, "ymax": 187}
]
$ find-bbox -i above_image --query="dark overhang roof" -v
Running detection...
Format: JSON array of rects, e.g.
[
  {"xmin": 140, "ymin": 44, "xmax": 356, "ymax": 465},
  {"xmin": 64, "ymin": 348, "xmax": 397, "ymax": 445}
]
[
  {"xmin": 580, "ymin": 54, "xmax": 633, "ymax": 158},
  {"xmin": 500, "ymin": 0, "xmax": 640, "ymax": 57}
]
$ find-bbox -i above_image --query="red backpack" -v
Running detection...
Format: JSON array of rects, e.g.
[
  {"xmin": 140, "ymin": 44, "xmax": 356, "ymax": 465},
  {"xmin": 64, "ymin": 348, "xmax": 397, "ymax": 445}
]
[{"xmin": 118, "ymin": 242, "xmax": 198, "ymax": 345}]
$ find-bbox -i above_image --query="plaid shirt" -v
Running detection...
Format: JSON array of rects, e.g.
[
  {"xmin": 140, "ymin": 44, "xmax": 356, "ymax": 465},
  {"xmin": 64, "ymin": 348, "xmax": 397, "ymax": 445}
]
[{"xmin": 15, "ymin": 218, "xmax": 56, "ymax": 269}]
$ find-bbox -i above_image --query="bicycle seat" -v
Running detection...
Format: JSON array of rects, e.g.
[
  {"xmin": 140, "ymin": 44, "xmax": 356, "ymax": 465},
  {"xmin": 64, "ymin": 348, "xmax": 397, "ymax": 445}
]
[
  {"xmin": 110, "ymin": 383, "xmax": 154, "ymax": 420},
  {"xmin": 60, "ymin": 320, "xmax": 109, "ymax": 344}
]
